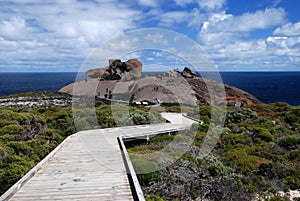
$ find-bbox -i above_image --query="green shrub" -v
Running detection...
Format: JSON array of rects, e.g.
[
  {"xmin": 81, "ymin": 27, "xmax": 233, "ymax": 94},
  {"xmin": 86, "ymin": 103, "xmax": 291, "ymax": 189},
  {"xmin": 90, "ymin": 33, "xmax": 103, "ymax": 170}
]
[
  {"xmin": 222, "ymin": 134, "xmax": 252, "ymax": 146},
  {"xmin": 284, "ymin": 170, "xmax": 300, "ymax": 190},
  {"xmin": 0, "ymin": 125, "xmax": 24, "ymax": 136},
  {"xmin": 286, "ymin": 149, "xmax": 300, "ymax": 160},
  {"xmin": 145, "ymin": 194, "xmax": 165, "ymax": 201},
  {"xmin": 193, "ymin": 131, "xmax": 206, "ymax": 146},
  {"xmin": 226, "ymin": 108, "xmax": 257, "ymax": 124},
  {"xmin": 43, "ymin": 129, "xmax": 64, "ymax": 143},
  {"xmin": 208, "ymin": 159, "xmax": 234, "ymax": 177},
  {"xmin": 276, "ymin": 135, "xmax": 300, "ymax": 149},
  {"xmin": 222, "ymin": 127, "xmax": 231, "ymax": 135},
  {"xmin": 0, "ymin": 119, "xmax": 18, "ymax": 127},
  {"xmin": 0, "ymin": 155, "xmax": 35, "ymax": 195},
  {"xmin": 148, "ymin": 135, "xmax": 174, "ymax": 144},
  {"xmin": 7, "ymin": 141, "xmax": 34, "ymax": 157},
  {"xmin": 223, "ymin": 148, "xmax": 268, "ymax": 174},
  {"xmin": 254, "ymin": 128, "xmax": 274, "ymax": 142},
  {"xmin": 285, "ymin": 108, "xmax": 300, "ymax": 126}
]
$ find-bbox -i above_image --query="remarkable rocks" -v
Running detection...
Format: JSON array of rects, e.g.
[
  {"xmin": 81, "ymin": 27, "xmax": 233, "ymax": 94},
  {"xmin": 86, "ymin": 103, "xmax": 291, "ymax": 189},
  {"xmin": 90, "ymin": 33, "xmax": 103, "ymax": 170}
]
[
  {"xmin": 85, "ymin": 59, "xmax": 142, "ymax": 81},
  {"xmin": 60, "ymin": 59, "xmax": 262, "ymax": 106},
  {"xmin": 182, "ymin": 67, "xmax": 198, "ymax": 78}
]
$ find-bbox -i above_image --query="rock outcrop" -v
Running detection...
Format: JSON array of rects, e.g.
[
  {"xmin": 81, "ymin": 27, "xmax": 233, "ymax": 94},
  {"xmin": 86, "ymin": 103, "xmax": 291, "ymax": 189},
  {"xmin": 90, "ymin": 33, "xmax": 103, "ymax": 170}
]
[
  {"xmin": 85, "ymin": 59, "xmax": 142, "ymax": 81},
  {"xmin": 0, "ymin": 91, "xmax": 72, "ymax": 108},
  {"xmin": 165, "ymin": 68, "xmax": 181, "ymax": 78},
  {"xmin": 60, "ymin": 59, "xmax": 262, "ymax": 106},
  {"xmin": 182, "ymin": 67, "xmax": 198, "ymax": 78},
  {"xmin": 188, "ymin": 78, "xmax": 261, "ymax": 105},
  {"xmin": 165, "ymin": 67, "xmax": 198, "ymax": 78}
]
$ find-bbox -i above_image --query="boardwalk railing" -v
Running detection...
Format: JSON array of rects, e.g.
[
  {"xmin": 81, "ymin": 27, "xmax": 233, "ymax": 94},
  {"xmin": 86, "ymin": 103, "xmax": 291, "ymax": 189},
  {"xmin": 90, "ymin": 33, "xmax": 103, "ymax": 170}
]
[{"xmin": 118, "ymin": 136, "xmax": 145, "ymax": 201}]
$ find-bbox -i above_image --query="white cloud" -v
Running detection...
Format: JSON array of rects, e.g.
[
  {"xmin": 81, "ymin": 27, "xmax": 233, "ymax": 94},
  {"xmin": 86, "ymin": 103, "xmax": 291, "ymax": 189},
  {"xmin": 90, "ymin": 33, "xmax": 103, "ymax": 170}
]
[
  {"xmin": 144, "ymin": 33, "xmax": 168, "ymax": 45},
  {"xmin": 174, "ymin": 0, "xmax": 226, "ymax": 11},
  {"xmin": 192, "ymin": 4, "xmax": 300, "ymax": 71},
  {"xmin": 211, "ymin": 8, "xmax": 285, "ymax": 33},
  {"xmin": 159, "ymin": 11, "xmax": 190, "ymax": 26},
  {"xmin": 273, "ymin": 22, "xmax": 300, "ymax": 36},
  {"xmin": 0, "ymin": 1, "xmax": 141, "ymax": 71},
  {"xmin": 197, "ymin": 0, "xmax": 226, "ymax": 11},
  {"xmin": 228, "ymin": 8, "xmax": 287, "ymax": 32},
  {"xmin": 153, "ymin": 7, "xmax": 204, "ymax": 29},
  {"xmin": 0, "ymin": 0, "xmax": 299, "ymax": 72},
  {"xmin": 0, "ymin": 16, "xmax": 27, "ymax": 40},
  {"xmin": 174, "ymin": 0, "xmax": 194, "ymax": 7},
  {"xmin": 198, "ymin": 8, "xmax": 286, "ymax": 45},
  {"xmin": 138, "ymin": 0, "xmax": 159, "ymax": 7}
]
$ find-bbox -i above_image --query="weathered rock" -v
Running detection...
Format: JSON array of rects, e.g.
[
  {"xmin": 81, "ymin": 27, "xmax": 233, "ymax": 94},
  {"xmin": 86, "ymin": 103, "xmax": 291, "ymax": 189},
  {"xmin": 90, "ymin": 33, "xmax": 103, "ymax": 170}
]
[
  {"xmin": 182, "ymin": 67, "xmax": 198, "ymax": 78},
  {"xmin": 85, "ymin": 59, "xmax": 142, "ymax": 81},
  {"xmin": 165, "ymin": 68, "xmax": 181, "ymax": 77},
  {"xmin": 0, "ymin": 91, "xmax": 72, "ymax": 108},
  {"xmin": 187, "ymin": 78, "xmax": 261, "ymax": 105},
  {"xmin": 85, "ymin": 68, "xmax": 106, "ymax": 79}
]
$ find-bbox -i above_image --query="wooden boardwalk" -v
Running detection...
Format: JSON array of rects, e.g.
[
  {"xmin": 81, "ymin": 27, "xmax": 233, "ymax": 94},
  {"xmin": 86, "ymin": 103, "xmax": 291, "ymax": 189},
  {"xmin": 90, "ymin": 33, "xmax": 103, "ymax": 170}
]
[{"xmin": 1, "ymin": 113, "xmax": 196, "ymax": 201}]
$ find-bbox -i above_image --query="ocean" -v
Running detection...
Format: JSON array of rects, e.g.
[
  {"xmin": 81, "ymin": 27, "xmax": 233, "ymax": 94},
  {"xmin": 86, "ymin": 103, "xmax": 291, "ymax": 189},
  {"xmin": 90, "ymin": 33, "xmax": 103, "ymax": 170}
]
[{"xmin": 0, "ymin": 72, "xmax": 299, "ymax": 106}]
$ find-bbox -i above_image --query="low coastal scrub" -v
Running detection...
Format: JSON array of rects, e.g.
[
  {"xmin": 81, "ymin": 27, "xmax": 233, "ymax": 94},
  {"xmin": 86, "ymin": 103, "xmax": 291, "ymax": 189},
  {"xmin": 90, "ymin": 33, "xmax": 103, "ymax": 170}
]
[
  {"xmin": 128, "ymin": 103, "xmax": 300, "ymax": 201},
  {"xmin": 0, "ymin": 105, "xmax": 164, "ymax": 195}
]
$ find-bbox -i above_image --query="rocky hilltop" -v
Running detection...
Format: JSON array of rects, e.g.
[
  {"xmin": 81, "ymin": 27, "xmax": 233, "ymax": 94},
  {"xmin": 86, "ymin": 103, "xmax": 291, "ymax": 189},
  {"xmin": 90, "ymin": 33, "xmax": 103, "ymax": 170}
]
[{"xmin": 60, "ymin": 59, "xmax": 261, "ymax": 106}]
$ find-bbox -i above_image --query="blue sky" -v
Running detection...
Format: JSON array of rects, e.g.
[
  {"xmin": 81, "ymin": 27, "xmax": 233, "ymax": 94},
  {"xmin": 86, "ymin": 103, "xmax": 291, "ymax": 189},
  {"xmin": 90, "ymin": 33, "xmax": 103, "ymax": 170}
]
[{"xmin": 0, "ymin": 0, "xmax": 300, "ymax": 72}]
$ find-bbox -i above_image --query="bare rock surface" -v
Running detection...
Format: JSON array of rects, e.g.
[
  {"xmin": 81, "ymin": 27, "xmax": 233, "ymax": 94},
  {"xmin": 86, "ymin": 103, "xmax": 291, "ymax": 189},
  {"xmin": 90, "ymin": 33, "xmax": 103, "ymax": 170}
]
[
  {"xmin": 0, "ymin": 91, "xmax": 72, "ymax": 108},
  {"xmin": 85, "ymin": 59, "xmax": 142, "ymax": 81}
]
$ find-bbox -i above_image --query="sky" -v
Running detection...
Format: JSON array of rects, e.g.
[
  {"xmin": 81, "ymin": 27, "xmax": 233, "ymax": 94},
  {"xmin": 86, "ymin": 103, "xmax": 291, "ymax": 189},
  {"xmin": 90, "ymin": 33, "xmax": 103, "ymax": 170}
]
[{"xmin": 1, "ymin": 0, "xmax": 300, "ymax": 72}]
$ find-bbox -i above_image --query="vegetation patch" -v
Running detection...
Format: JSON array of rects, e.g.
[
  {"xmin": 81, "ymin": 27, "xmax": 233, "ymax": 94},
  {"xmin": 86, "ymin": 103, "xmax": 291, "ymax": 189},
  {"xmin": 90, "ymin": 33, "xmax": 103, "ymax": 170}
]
[{"xmin": 128, "ymin": 104, "xmax": 300, "ymax": 201}]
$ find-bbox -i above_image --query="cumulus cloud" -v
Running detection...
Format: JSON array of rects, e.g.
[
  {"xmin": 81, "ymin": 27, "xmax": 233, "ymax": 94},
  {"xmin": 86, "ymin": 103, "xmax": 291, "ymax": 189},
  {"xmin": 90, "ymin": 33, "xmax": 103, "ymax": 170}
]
[
  {"xmin": 159, "ymin": 11, "xmax": 190, "ymax": 26},
  {"xmin": 197, "ymin": 0, "xmax": 226, "ymax": 11},
  {"xmin": 194, "ymin": 6, "xmax": 300, "ymax": 71},
  {"xmin": 0, "ymin": 1, "xmax": 141, "ymax": 71},
  {"xmin": 273, "ymin": 22, "xmax": 300, "ymax": 36},
  {"xmin": 174, "ymin": 0, "xmax": 226, "ymax": 11},
  {"xmin": 198, "ymin": 8, "xmax": 287, "ymax": 45},
  {"xmin": 138, "ymin": 0, "xmax": 159, "ymax": 7},
  {"xmin": 0, "ymin": 0, "xmax": 299, "ymax": 71},
  {"xmin": 174, "ymin": 0, "xmax": 194, "ymax": 7}
]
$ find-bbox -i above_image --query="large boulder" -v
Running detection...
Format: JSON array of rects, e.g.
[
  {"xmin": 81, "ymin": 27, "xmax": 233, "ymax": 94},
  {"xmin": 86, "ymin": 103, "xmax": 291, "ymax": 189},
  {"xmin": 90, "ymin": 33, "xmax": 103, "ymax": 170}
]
[
  {"xmin": 85, "ymin": 68, "xmax": 106, "ymax": 79},
  {"xmin": 85, "ymin": 59, "xmax": 142, "ymax": 81},
  {"xmin": 165, "ymin": 68, "xmax": 181, "ymax": 77},
  {"xmin": 182, "ymin": 67, "xmax": 198, "ymax": 78}
]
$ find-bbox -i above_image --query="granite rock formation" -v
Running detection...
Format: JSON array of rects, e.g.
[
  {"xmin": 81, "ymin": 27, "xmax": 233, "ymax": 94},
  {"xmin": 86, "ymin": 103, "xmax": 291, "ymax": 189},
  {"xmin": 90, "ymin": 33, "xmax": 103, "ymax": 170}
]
[
  {"xmin": 85, "ymin": 59, "xmax": 142, "ymax": 81},
  {"xmin": 60, "ymin": 60, "xmax": 262, "ymax": 106},
  {"xmin": 182, "ymin": 67, "xmax": 198, "ymax": 78},
  {"xmin": 165, "ymin": 67, "xmax": 198, "ymax": 78}
]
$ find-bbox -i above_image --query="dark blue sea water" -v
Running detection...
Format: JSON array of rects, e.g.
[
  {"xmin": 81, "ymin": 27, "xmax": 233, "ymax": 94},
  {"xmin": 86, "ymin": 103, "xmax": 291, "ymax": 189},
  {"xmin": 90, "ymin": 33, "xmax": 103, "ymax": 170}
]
[
  {"xmin": 219, "ymin": 72, "xmax": 300, "ymax": 106},
  {"xmin": 0, "ymin": 72, "xmax": 299, "ymax": 106},
  {"xmin": 0, "ymin": 73, "xmax": 78, "ymax": 97}
]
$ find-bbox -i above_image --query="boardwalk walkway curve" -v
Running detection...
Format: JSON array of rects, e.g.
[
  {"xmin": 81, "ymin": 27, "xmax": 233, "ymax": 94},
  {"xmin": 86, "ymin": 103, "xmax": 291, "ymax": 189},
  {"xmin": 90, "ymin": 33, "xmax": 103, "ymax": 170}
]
[{"xmin": 1, "ymin": 113, "xmax": 197, "ymax": 201}]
